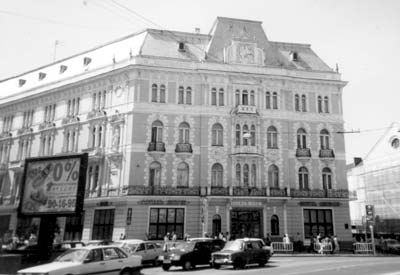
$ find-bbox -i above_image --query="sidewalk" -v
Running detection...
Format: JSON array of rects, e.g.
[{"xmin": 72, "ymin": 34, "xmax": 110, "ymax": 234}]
[{"xmin": 274, "ymin": 252, "xmax": 390, "ymax": 257}]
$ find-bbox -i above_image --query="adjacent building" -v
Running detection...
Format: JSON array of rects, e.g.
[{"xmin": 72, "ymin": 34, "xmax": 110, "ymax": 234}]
[
  {"xmin": 0, "ymin": 17, "xmax": 353, "ymax": 242},
  {"xmin": 348, "ymin": 122, "xmax": 400, "ymax": 236}
]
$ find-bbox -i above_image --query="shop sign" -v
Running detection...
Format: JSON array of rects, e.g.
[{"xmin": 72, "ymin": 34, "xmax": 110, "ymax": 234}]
[
  {"xmin": 299, "ymin": 201, "xmax": 341, "ymax": 207},
  {"xmin": 231, "ymin": 201, "xmax": 263, "ymax": 207},
  {"xmin": 137, "ymin": 200, "xmax": 187, "ymax": 205}
]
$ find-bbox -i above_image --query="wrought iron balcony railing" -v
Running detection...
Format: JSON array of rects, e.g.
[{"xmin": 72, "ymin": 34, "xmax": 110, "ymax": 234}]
[
  {"xmin": 175, "ymin": 143, "xmax": 193, "ymax": 153},
  {"xmin": 269, "ymin": 187, "xmax": 287, "ymax": 197},
  {"xmin": 148, "ymin": 142, "xmax": 166, "ymax": 152},
  {"xmin": 127, "ymin": 185, "xmax": 200, "ymax": 196},
  {"xmin": 319, "ymin": 149, "xmax": 335, "ymax": 158},
  {"xmin": 295, "ymin": 148, "xmax": 311, "ymax": 158},
  {"xmin": 233, "ymin": 187, "xmax": 266, "ymax": 196}
]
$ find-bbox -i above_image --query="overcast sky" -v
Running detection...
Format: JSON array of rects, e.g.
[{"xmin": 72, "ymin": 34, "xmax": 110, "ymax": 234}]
[{"xmin": 1, "ymin": 0, "xmax": 399, "ymax": 164}]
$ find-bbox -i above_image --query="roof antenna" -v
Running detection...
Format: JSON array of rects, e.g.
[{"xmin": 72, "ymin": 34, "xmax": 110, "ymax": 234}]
[{"xmin": 335, "ymin": 63, "xmax": 339, "ymax": 73}]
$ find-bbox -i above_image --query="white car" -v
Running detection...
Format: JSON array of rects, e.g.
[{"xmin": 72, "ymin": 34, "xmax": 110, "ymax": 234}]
[
  {"xmin": 115, "ymin": 239, "xmax": 163, "ymax": 266},
  {"xmin": 17, "ymin": 245, "xmax": 142, "ymax": 275}
]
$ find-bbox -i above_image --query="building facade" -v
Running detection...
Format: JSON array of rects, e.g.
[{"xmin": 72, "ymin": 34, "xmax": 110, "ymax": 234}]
[
  {"xmin": 348, "ymin": 123, "xmax": 400, "ymax": 236},
  {"xmin": 0, "ymin": 17, "xmax": 353, "ymax": 242}
]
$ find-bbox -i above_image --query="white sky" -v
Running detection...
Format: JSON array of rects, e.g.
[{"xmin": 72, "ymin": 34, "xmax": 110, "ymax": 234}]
[{"xmin": 1, "ymin": 0, "xmax": 399, "ymax": 164}]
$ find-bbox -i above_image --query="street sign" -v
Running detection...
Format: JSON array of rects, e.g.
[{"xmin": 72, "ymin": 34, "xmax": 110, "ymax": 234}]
[{"xmin": 365, "ymin": 204, "xmax": 374, "ymax": 222}]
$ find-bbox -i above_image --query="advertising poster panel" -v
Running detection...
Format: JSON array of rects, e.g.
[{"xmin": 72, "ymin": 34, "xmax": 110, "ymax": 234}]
[{"xmin": 18, "ymin": 154, "xmax": 88, "ymax": 216}]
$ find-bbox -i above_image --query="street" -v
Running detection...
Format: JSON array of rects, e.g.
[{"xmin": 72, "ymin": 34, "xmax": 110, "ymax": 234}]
[{"xmin": 142, "ymin": 256, "xmax": 400, "ymax": 275}]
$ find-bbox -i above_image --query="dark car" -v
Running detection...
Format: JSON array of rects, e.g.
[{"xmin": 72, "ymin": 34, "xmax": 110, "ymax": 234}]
[
  {"xmin": 161, "ymin": 239, "xmax": 224, "ymax": 271},
  {"xmin": 211, "ymin": 238, "xmax": 272, "ymax": 269}
]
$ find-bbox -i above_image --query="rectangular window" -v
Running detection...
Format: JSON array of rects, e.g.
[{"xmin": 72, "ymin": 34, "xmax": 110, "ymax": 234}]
[
  {"xmin": 218, "ymin": 91, "xmax": 224, "ymax": 106},
  {"xmin": 64, "ymin": 212, "xmax": 84, "ymax": 241},
  {"xmin": 92, "ymin": 209, "xmax": 114, "ymax": 240},
  {"xmin": 148, "ymin": 208, "xmax": 184, "ymax": 240},
  {"xmin": 303, "ymin": 209, "xmax": 333, "ymax": 238},
  {"xmin": 126, "ymin": 208, "xmax": 132, "ymax": 225},
  {"xmin": 211, "ymin": 91, "xmax": 217, "ymax": 106}
]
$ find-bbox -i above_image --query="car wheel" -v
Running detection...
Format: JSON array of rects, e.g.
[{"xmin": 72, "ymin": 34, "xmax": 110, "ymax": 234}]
[
  {"xmin": 183, "ymin": 260, "xmax": 193, "ymax": 270},
  {"xmin": 213, "ymin": 263, "xmax": 221, "ymax": 269},
  {"xmin": 162, "ymin": 264, "xmax": 171, "ymax": 271},
  {"xmin": 234, "ymin": 259, "xmax": 245, "ymax": 270},
  {"xmin": 120, "ymin": 269, "xmax": 132, "ymax": 275},
  {"xmin": 258, "ymin": 261, "xmax": 266, "ymax": 267}
]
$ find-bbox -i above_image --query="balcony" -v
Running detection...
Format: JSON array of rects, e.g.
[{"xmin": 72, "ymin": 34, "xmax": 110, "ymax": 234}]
[
  {"xmin": 62, "ymin": 115, "xmax": 80, "ymax": 125},
  {"xmin": 295, "ymin": 148, "xmax": 311, "ymax": 158},
  {"xmin": 17, "ymin": 127, "xmax": 33, "ymax": 136},
  {"xmin": 290, "ymin": 188, "xmax": 353, "ymax": 199},
  {"xmin": 38, "ymin": 121, "xmax": 56, "ymax": 130},
  {"xmin": 87, "ymin": 109, "xmax": 106, "ymax": 120},
  {"xmin": 232, "ymin": 145, "xmax": 261, "ymax": 156},
  {"xmin": 148, "ymin": 142, "xmax": 166, "ymax": 152},
  {"xmin": 319, "ymin": 149, "xmax": 335, "ymax": 159},
  {"xmin": 327, "ymin": 189, "xmax": 351, "ymax": 199},
  {"xmin": 269, "ymin": 187, "xmax": 287, "ymax": 197},
  {"xmin": 82, "ymin": 147, "xmax": 105, "ymax": 159},
  {"xmin": 175, "ymin": 143, "xmax": 193, "ymax": 154},
  {"xmin": 0, "ymin": 132, "xmax": 12, "ymax": 139},
  {"xmin": 236, "ymin": 105, "xmax": 258, "ymax": 114},
  {"xmin": 127, "ymin": 185, "xmax": 200, "ymax": 196},
  {"xmin": 9, "ymin": 159, "xmax": 24, "ymax": 171},
  {"xmin": 210, "ymin": 186, "xmax": 230, "ymax": 196},
  {"xmin": 85, "ymin": 186, "xmax": 122, "ymax": 198},
  {"xmin": 233, "ymin": 187, "xmax": 266, "ymax": 196}
]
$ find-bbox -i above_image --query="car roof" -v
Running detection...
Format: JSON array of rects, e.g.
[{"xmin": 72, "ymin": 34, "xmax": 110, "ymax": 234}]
[
  {"xmin": 231, "ymin": 238, "xmax": 263, "ymax": 242},
  {"xmin": 71, "ymin": 245, "xmax": 120, "ymax": 250}
]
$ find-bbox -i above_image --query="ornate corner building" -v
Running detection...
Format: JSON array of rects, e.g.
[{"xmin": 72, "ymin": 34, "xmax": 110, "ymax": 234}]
[{"xmin": 0, "ymin": 17, "xmax": 354, "ymax": 242}]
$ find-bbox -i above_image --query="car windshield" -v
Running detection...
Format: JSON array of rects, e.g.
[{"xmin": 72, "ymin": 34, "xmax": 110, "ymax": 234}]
[
  {"xmin": 170, "ymin": 242, "xmax": 195, "ymax": 251},
  {"xmin": 55, "ymin": 249, "xmax": 89, "ymax": 262},
  {"xmin": 222, "ymin": 240, "xmax": 243, "ymax": 251}
]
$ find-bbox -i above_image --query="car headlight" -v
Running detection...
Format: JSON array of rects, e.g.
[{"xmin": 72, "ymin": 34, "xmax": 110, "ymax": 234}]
[{"xmin": 171, "ymin": 254, "xmax": 181, "ymax": 260}]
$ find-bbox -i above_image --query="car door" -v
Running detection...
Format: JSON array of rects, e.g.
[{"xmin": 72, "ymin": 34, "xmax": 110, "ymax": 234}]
[
  {"xmin": 145, "ymin": 242, "xmax": 157, "ymax": 263},
  {"xmin": 194, "ymin": 242, "xmax": 211, "ymax": 265},
  {"xmin": 79, "ymin": 248, "xmax": 106, "ymax": 275},
  {"xmin": 135, "ymin": 243, "xmax": 149, "ymax": 263},
  {"xmin": 103, "ymin": 247, "xmax": 124, "ymax": 275}
]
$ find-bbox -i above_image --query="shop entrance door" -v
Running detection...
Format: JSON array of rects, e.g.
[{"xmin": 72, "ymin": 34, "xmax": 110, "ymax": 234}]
[{"xmin": 231, "ymin": 209, "xmax": 262, "ymax": 239}]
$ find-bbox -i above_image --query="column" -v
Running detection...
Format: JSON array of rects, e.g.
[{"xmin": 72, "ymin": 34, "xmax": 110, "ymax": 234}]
[
  {"xmin": 226, "ymin": 201, "xmax": 231, "ymax": 235},
  {"xmin": 263, "ymin": 203, "xmax": 268, "ymax": 237},
  {"xmin": 283, "ymin": 202, "xmax": 288, "ymax": 235}
]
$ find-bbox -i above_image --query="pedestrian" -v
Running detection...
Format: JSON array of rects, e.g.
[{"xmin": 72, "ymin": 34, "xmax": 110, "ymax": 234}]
[
  {"xmin": 333, "ymin": 235, "xmax": 339, "ymax": 253},
  {"xmin": 172, "ymin": 232, "xmax": 177, "ymax": 241},
  {"xmin": 309, "ymin": 235, "xmax": 315, "ymax": 253}
]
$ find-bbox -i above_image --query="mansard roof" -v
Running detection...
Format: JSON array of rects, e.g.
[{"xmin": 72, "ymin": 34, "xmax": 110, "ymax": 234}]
[{"xmin": 0, "ymin": 17, "xmax": 337, "ymax": 102}]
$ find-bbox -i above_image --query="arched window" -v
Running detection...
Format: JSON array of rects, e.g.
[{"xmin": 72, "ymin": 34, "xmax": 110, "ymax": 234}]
[
  {"xmin": 271, "ymin": 215, "xmax": 279, "ymax": 236},
  {"xmin": 235, "ymin": 124, "xmax": 241, "ymax": 146},
  {"xmin": 250, "ymin": 90, "xmax": 255, "ymax": 106},
  {"xmin": 149, "ymin": 161, "xmax": 161, "ymax": 186},
  {"xmin": 211, "ymin": 163, "xmax": 223, "ymax": 187},
  {"xmin": 218, "ymin": 88, "xmax": 224, "ymax": 106},
  {"xmin": 151, "ymin": 84, "xmax": 158, "ymax": 102},
  {"xmin": 211, "ymin": 88, "xmax": 217, "ymax": 106},
  {"xmin": 242, "ymin": 90, "xmax": 249, "ymax": 105},
  {"xmin": 177, "ymin": 162, "xmax": 189, "ymax": 187},
  {"xmin": 322, "ymin": 167, "xmax": 332, "ymax": 190},
  {"xmin": 212, "ymin": 123, "xmax": 223, "ymax": 146},
  {"xmin": 324, "ymin": 96, "xmax": 329, "ymax": 113},
  {"xmin": 242, "ymin": 124, "xmax": 249, "ymax": 146},
  {"xmin": 299, "ymin": 167, "xmax": 309, "ymax": 190},
  {"xmin": 297, "ymin": 128, "xmax": 307, "ymax": 149},
  {"xmin": 186, "ymin": 87, "xmax": 192, "ymax": 105},
  {"xmin": 178, "ymin": 122, "xmax": 190, "ymax": 144},
  {"xmin": 251, "ymin": 164, "xmax": 257, "ymax": 186},
  {"xmin": 243, "ymin": 164, "xmax": 249, "ymax": 186},
  {"xmin": 236, "ymin": 163, "xmax": 241, "ymax": 186},
  {"xmin": 266, "ymin": 92, "xmax": 271, "ymax": 109},
  {"xmin": 320, "ymin": 129, "xmax": 330, "ymax": 149},
  {"xmin": 272, "ymin": 92, "xmax": 278, "ymax": 109},
  {"xmin": 267, "ymin": 126, "xmax": 278, "ymax": 149},
  {"xmin": 317, "ymin": 96, "xmax": 323, "ymax": 113},
  {"xmin": 250, "ymin": 125, "xmax": 256, "ymax": 146},
  {"xmin": 301, "ymin": 94, "xmax": 307, "ymax": 112},
  {"xmin": 178, "ymin": 86, "xmax": 184, "ymax": 104},
  {"xmin": 268, "ymin": 165, "xmax": 279, "ymax": 188},
  {"xmin": 295, "ymin": 94, "xmax": 300, "ymax": 111},
  {"xmin": 97, "ymin": 125, "xmax": 102, "ymax": 147},
  {"xmin": 212, "ymin": 214, "xmax": 222, "ymax": 237},
  {"xmin": 160, "ymin": 85, "xmax": 166, "ymax": 103},
  {"xmin": 235, "ymin": 90, "xmax": 240, "ymax": 106},
  {"xmin": 151, "ymin": 121, "xmax": 163, "ymax": 143}
]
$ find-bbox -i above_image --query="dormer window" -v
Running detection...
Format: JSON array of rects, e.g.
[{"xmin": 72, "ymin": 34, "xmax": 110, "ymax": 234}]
[
  {"xmin": 83, "ymin": 57, "xmax": 92, "ymax": 66},
  {"xmin": 18, "ymin": 79, "xmax": 26, "ymax": 87},
  {"xmin": 290, "ymin": 51, "xmax": 298, "ymax": 62},
  {"xmin": 38, "ymin": 72, "xmax": 46, "ymax": 81},
  {"xmin": 178, "ymin": 42, "xmax": 185, "ymax": 52},
  {"xmin": 60, "ymin": 65, "xmax": 68, "ymax": 74}
]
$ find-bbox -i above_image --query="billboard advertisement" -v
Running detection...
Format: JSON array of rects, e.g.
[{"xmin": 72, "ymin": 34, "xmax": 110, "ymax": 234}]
[{"xmin": 19, "ymin": 154, "xmax": 88, "ymax": 216}]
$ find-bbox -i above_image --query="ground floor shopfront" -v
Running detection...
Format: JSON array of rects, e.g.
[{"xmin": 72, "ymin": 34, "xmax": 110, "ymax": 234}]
[{"xmin": 0, "ymin": 196, "xmax": 353, "ymax": 243}]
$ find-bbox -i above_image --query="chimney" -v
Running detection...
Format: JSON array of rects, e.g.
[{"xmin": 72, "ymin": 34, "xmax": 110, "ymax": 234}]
[{"xmin": 195, "ymin": 28, "xmax": 200, "ymax": 34}]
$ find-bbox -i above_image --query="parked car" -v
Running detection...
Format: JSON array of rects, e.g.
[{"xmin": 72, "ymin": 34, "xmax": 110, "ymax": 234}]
[
  {"xmin": 50, "ymin": 241, "xmax": 86, "ymax": 261},
  {"xmin": 376, "ymin": 239, "xmax": 400, "ymax": 254},
  {"xmin": 161, "ymin": 239, "xmax": 224, "ymax": 271},
  {"xmin": 86, "ymin": 240, "xmax": 114, "ymax": 246},
  {"xmin": 211, "ymin": 238, "xmax": 272, "ymax": 269},
  {"xmin": 115, "ymin": 239, "xmax": 163, "ymax": 266},
  {"xmin": 17, "ymin": 245, "xmax": 142, "ymax": 275}
]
